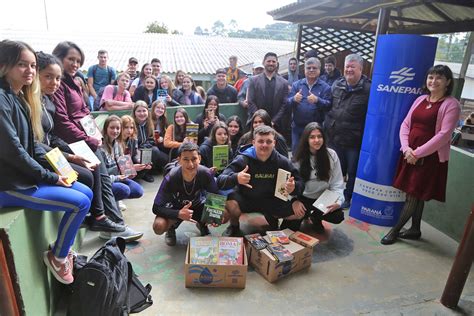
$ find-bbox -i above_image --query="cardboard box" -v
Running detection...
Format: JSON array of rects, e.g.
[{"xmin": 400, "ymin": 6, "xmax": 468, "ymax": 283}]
[
  {"xmin": 184, "ymin": 239, "xmax": 248, "ymax": 288},
  {"xmin": 245, "ymin": 229, "xmax": 315, "ymax": 283}
]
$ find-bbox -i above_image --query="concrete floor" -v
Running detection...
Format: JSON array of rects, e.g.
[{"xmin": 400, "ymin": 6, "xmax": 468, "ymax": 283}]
[{"xmin": 79, "ymin": 175, "xmax": 474, "ymax": 315}]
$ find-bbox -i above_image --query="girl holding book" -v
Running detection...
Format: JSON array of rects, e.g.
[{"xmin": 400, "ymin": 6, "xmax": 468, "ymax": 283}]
[
  {"xmin": 100, "ymin": 115, "xmax": 144, "ymax": 202},
  {"xmin": 159, "ymin": 75, "xmax": 184, "ymax": 107},
  {"xmin": 121, "ymin": 115, "xmax": 152, "ymax": 179},
  {"xmin": 284, "ymin": 122, "xmax": 344, "ymax": 233},
  {"xmin": 151, "ymin": 99, "xmax": 169, "ymax": 153},
  {"xmin": 194, "ymin": 95, "xmax": 226, "ymax": 144},
  {"xmin": 199, "ymin": 121, "xmax": 232, "ymax": 173},
  {"xmin": 226, "ymin": 115, "xmax": 244, "ymax": 155},
  {"xmin": 180, "ymin": 75, "xmax": 203, "ymax": 105},
  {"xmin": 132, "ymin": 101, "xmax": 168, "ymax": 181},
  {"xmin": 164, "ymin": 107, "xmax": 193, "ymax": 160},
  {"xmin": 129, "ymin": 63, "xmax": 152, "ymax": 96},
  {"xmin": 132, "ymin": 75, "xmax": 158, "ymax": 107},
  {"xmin": 0, "ymin": 40, "xmax": 92, "ymax": 284}
]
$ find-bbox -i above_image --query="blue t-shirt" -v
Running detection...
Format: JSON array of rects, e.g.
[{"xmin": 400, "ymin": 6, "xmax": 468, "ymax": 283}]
[{"xmin": 87, "ymin": 65, "xmax": 117, "ymax": 93}]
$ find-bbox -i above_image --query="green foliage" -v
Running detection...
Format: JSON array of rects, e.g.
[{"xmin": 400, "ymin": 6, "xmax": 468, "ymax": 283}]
[
  {"xmin": 435, "ymin": 32, "xmax": 470, "ymax": 63},
  {"xmin": 195, "ymin": 20, "xmax": 297, "ymax": 41},
  {"xmin": 144, "ymin": 21, "xmax": 181, "ymax": 35}
]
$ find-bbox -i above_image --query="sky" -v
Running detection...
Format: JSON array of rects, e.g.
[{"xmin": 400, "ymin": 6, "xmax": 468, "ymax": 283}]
[{"xmin": 1, "ymin": 0, "xmax": 295, "ymax": 35}]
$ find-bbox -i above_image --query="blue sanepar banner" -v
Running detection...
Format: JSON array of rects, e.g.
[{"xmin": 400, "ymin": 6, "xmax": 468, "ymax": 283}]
[{"xmin": 349, "ymin": 34, "xmax": 438, "ymax": 226}]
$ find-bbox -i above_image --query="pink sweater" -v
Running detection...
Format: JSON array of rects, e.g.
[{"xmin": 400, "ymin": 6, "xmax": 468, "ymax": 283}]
[{"xmin": 400, "ymin": 95, "xmax": 460, "ymax": 162}]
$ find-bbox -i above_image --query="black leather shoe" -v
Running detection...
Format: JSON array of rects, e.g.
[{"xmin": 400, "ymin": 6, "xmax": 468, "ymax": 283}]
[
  {"xmin": 381, "ymin": 231, "xmax": 398, "ymax": 245},
  {"xmin": 165, "ymin": 228, "xmax": 177, "ymax": 246},
  {"xmin": 399, "ymin": 228, "xmax": 421, "ymax": 240},
  {"xmin": 89, "ymin": 217, "xmax": 125, "ymax": 232},
  {"xmin": 143, "ymin": 174, "xmax": 155, "ymax": 183}
]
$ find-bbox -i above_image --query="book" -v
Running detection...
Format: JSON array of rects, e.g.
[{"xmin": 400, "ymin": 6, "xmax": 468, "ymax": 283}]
[
  {"xmin": 266, "ymin": 231, "xmax": 290, "ymax": 244},
  {"xmin": 157, "ymin": 89, "xmax": 168, "ymax": 102},
  {"xmin": 79, "ymin": 115, "xmax": 102, "ymax": 142},
  {"xmin": 274, "ymin": 168, "xmax": 291, "ymax": 201},
  {"xmin": 218, "ymin": 237, "xmax": 244, "ymax": 265},
  {"xmin": 201, "ymin": 193, "xmax": 226, "ymax": 225},
  {"xmin": 212, "ymin": 145, "xmax": 229, "ymax": 171},
  {"xmin": 290, "ymin": 231, "xmax": 319, "ymax": 248},
  {"xmin": 153, "ymin": 130, "xmax": 161, "ymax": 144},
  {"xmin": 45, "ymin": 147, "xmax": 78, "ymax": 185},
  {"xmin": 244, "ymin": 233, "xmax": 269, "ymax": 250},
  {"xmin": 68, "ymin": 140, "xmax": 101, "ymax": 167},
  {"xmin": 139, "ymin": 148, "xmax": 152, "ymax": 165},
  {"xmin": 185, "ymin": 123, "xmax": 199, "ymax": 144},
  {"xmin": 117, "ymin": 155, "xmax": 137, "ymax": 177},
  {"xmin": 267, "ymin": 243, "xmax": 294, "ymax": 263},
  {"xmin": 312, "ymin": 189, "xmax": 340, "ymax": 214},
  {"xmin": 189, "ymin": 237, "xmax": 219, "ymax": 265}
]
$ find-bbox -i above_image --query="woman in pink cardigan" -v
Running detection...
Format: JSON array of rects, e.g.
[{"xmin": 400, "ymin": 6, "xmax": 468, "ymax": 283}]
[{"xmin": 381, "ymin": 65, "xmax": 461, "ymax": 245}]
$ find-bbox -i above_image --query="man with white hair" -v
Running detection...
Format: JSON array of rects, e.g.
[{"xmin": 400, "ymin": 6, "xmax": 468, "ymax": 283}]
[
  {"xmin": 324, "ymin": 53, "xmax": 371, "ymax": 209},
  {"xmin": 288, "ymin": 57, "xmax": 332, "ymax": 153}
]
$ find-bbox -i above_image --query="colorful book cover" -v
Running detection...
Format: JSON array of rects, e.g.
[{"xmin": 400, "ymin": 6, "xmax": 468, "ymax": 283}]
[
  {"xmin": 218, "ymin": 237, "xmax": 243, "ymax": 265},
  {"xmin": 266, "ymin": 231, "xmax": 290, "ymax": 244},
  {"xmin": 267, "ymin": 243, "xmax": 294, "ymax": 263},
  {"xmin": 201, "ymin": 193, "xmax": 226, "ymax": 225},
  {"xmin": 189, "ymin": 237, "xmax": 219, "ymax": 265},
  {"xmin": 79, "ymin": 115, "xmax": 102, "ymax": 142},
  {"xmin": 185, "ymin": 123, "xmax": 199, "ymax": 144},
  {"xmin": 69, "ymin": 140, "xmax": 101, "ymax": 167},
  {"xmin": 157, "ymin": 89, "xmax": 168, "ymax": 102},
  {"xmin": 139, "ymin": 148, "xmax": 153, "ymax": 165},
  {"xmin": 117, "ymin": 155, "xmax": 137, "ymax": 177},
  {"xmin": 312, "ymin": 189, "xmax": 340, "ymax": 214},
  {"xmin": 244, "ymin": 233, "xmax": 268, "ymax": 250},
  {"xmin": 212, "ymin": 145, "xmax": 229, "ymax": 171},
  {"xmin": 45, "ymin": 147, "xmax": 78, "ymax": 185},
  {"xmin": 274, "ymin": 168, "xmax": 291, "ymax": 201}
]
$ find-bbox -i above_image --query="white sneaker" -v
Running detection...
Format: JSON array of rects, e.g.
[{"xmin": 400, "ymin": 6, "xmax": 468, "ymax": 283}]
[
  {"xmin": 99, "ymin": 226, "xmax": 143, "ymax": 243},
  {"xmin": 118, "ymin": 201, "xmax": 127, "ymax": 212}
]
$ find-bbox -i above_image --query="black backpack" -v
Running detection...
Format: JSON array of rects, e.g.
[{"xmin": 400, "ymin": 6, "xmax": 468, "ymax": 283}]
[{"xmin": 69, "ymin": 237, "xmax": 152, "ymax": 315}]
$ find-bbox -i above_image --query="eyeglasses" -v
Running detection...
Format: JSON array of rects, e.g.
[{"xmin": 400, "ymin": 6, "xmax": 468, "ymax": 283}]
[{"xmin": 306, "ymin": 67, "xmax": 319, "ymax": 70}]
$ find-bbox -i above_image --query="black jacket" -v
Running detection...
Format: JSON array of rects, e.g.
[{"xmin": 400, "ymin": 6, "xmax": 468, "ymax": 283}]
[
  {"xmin": 206, "ymin": 84, "xmax": 237, "ymax": 104},
  {"xmin": 0, "ymin": 82, "xmax": 58, "ymax": 190},
  {"xmin": 217, "ymin": 145, "xmax": 302, "ymax": 199},
  {"xmin": 40, "ymin": 95, "xmax": 72, "ymax": 154},
  {"xmin": 194, "ymin": 112, "xmax": 226, "ymax": 145},
  {"xmin": 324, "ymin": 75, "xmax": 371, "ymax": 148}
]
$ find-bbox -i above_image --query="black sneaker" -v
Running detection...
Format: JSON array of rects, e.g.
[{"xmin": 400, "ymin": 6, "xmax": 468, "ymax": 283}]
[
  {"xmin": 165, "ymin": 228, "xmax": 177, "ymax": 246},
  {"xmin": 196, "ymin": 223, "xmax": 210, "ymax": 236},
  {"xmin": 143, "ymin": 174, "xmax": 155, "ymax": 183},
  {"xmin": 89, "ymin": 217, "xmax": 126, "ymax": 232},
  {"xmin": 222, "ymin": 225, "xmax": 243, "ymax": 237}
]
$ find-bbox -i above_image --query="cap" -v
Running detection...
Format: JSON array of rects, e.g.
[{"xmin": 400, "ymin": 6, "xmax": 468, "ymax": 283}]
[
  {"xmin": 128, "ymin": 57, "xmax": 138, "ymax": 64},
  {"xmin": 253, "ymin": 61, "xmax": 264, "ymax": 69},
  {"xmin": 215, "ymin": 68, "xmax": 226, "ymax": 75}
]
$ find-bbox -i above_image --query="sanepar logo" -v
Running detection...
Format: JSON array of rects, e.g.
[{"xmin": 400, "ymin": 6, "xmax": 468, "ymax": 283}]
[
  {"xmin": 376, "ymin": 66, "xmax": 422, "ymax": 94},
  {"xmin": 389, "ymin": 67, "xmax": 415, "ymax": 84}
]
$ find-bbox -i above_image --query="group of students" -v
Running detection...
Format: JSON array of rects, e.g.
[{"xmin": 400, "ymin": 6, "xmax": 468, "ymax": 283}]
[{"xmin": 0, "ymin": 36, "xmax": 461, "ymax": 288}]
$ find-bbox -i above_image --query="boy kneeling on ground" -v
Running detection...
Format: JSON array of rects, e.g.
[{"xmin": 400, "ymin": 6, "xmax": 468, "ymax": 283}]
[
  {"xmin": 217, "ymin": 125, "xmax": 304, "ymax": 237},
  {"xmin": 152, "ymin": 142, "xmax": 220, "ymax": 246}
]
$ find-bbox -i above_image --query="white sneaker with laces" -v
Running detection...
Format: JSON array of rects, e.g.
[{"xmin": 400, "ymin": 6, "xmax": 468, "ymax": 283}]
[{"xmin": 99, "ymin": 226, "xmax": 143, "ymax": 242}]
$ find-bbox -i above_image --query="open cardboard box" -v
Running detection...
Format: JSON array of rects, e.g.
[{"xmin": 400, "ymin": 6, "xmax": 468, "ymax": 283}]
[
  {"xmin": 245, "ymin": 229, "xmax": 318, "ymax": 283},
  {"xmin": 184, "ymin": 238, "xmax": 248, "ymax": 288}
]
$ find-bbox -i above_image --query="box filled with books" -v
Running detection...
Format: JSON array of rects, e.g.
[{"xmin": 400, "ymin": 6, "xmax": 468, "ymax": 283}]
[
  {"xmin": 244, "ymin": 229, "xmax": 318, "ymax": 283},
  {"xmin": 185, "ymin": 236, "xmax": 248, "ymax": 288}
]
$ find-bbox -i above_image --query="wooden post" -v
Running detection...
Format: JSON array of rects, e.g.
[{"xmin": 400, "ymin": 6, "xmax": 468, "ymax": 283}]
[{"xmin": 440, "ymin": 205, "xmax": 474, "ymax": 308}]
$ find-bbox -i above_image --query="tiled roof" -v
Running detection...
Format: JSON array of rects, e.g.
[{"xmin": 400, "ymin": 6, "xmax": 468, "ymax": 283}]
[{"xmin": 1, "ymin": 29, "xmax": 295, "ymax": 75}]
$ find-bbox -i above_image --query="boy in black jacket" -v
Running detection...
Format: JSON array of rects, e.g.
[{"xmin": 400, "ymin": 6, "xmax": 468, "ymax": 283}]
[
  {"xmin": 152, "ymin": 142, "xmax": 219, "ymax": 246},
  {"xmin": 217, "ymin": 125, "xmax": 304, "ymax": 237}
]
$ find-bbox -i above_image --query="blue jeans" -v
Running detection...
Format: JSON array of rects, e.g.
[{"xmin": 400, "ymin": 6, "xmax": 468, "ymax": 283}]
[
  {"xmin": 112, "ymin": 178, "xmax": 144, "ymax": 201},
  {"xmin": 0, "ymin": 182, "xmax": 92, "ymax": 258},
  {"xmin": 291, "ymin": 124, "xmax": 305, "ymax": 153},
  {"xmin": 330, "ymin": 144, "xmax": 360, "ymax": 203}
]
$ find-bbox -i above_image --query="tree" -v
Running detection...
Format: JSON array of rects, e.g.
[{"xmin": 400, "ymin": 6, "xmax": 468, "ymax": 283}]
[
  {"xmin": 228, "ymin": 19, "xmax": 238, "ymax": 33},
  {"xmin": 144, "ymin": 21, "xmax": 169, "ymax": 34},
  {"xmin": 211, "ymin": 20, "xmax": 227, "ymax": 37},
  {"xmin": 194, "ymin": 26, "xmax": 204, "ymax": 35}
]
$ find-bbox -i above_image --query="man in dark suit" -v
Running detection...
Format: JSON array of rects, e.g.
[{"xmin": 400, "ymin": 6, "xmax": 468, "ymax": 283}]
[{"xmin": 247, "ymin": 52, "xmax": 289, "ymax": 134}]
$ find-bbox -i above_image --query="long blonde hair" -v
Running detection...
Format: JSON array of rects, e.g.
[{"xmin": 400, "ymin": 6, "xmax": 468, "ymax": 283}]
[{"xmin": 0, "ymin": 40, "xmax": 44, "ymax": 141}]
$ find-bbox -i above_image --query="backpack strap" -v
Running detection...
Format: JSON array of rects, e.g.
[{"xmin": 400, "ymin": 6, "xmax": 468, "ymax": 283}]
[{"xmin": 112, "ymin": 86, "xmax": 118, "ymax": 99}]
